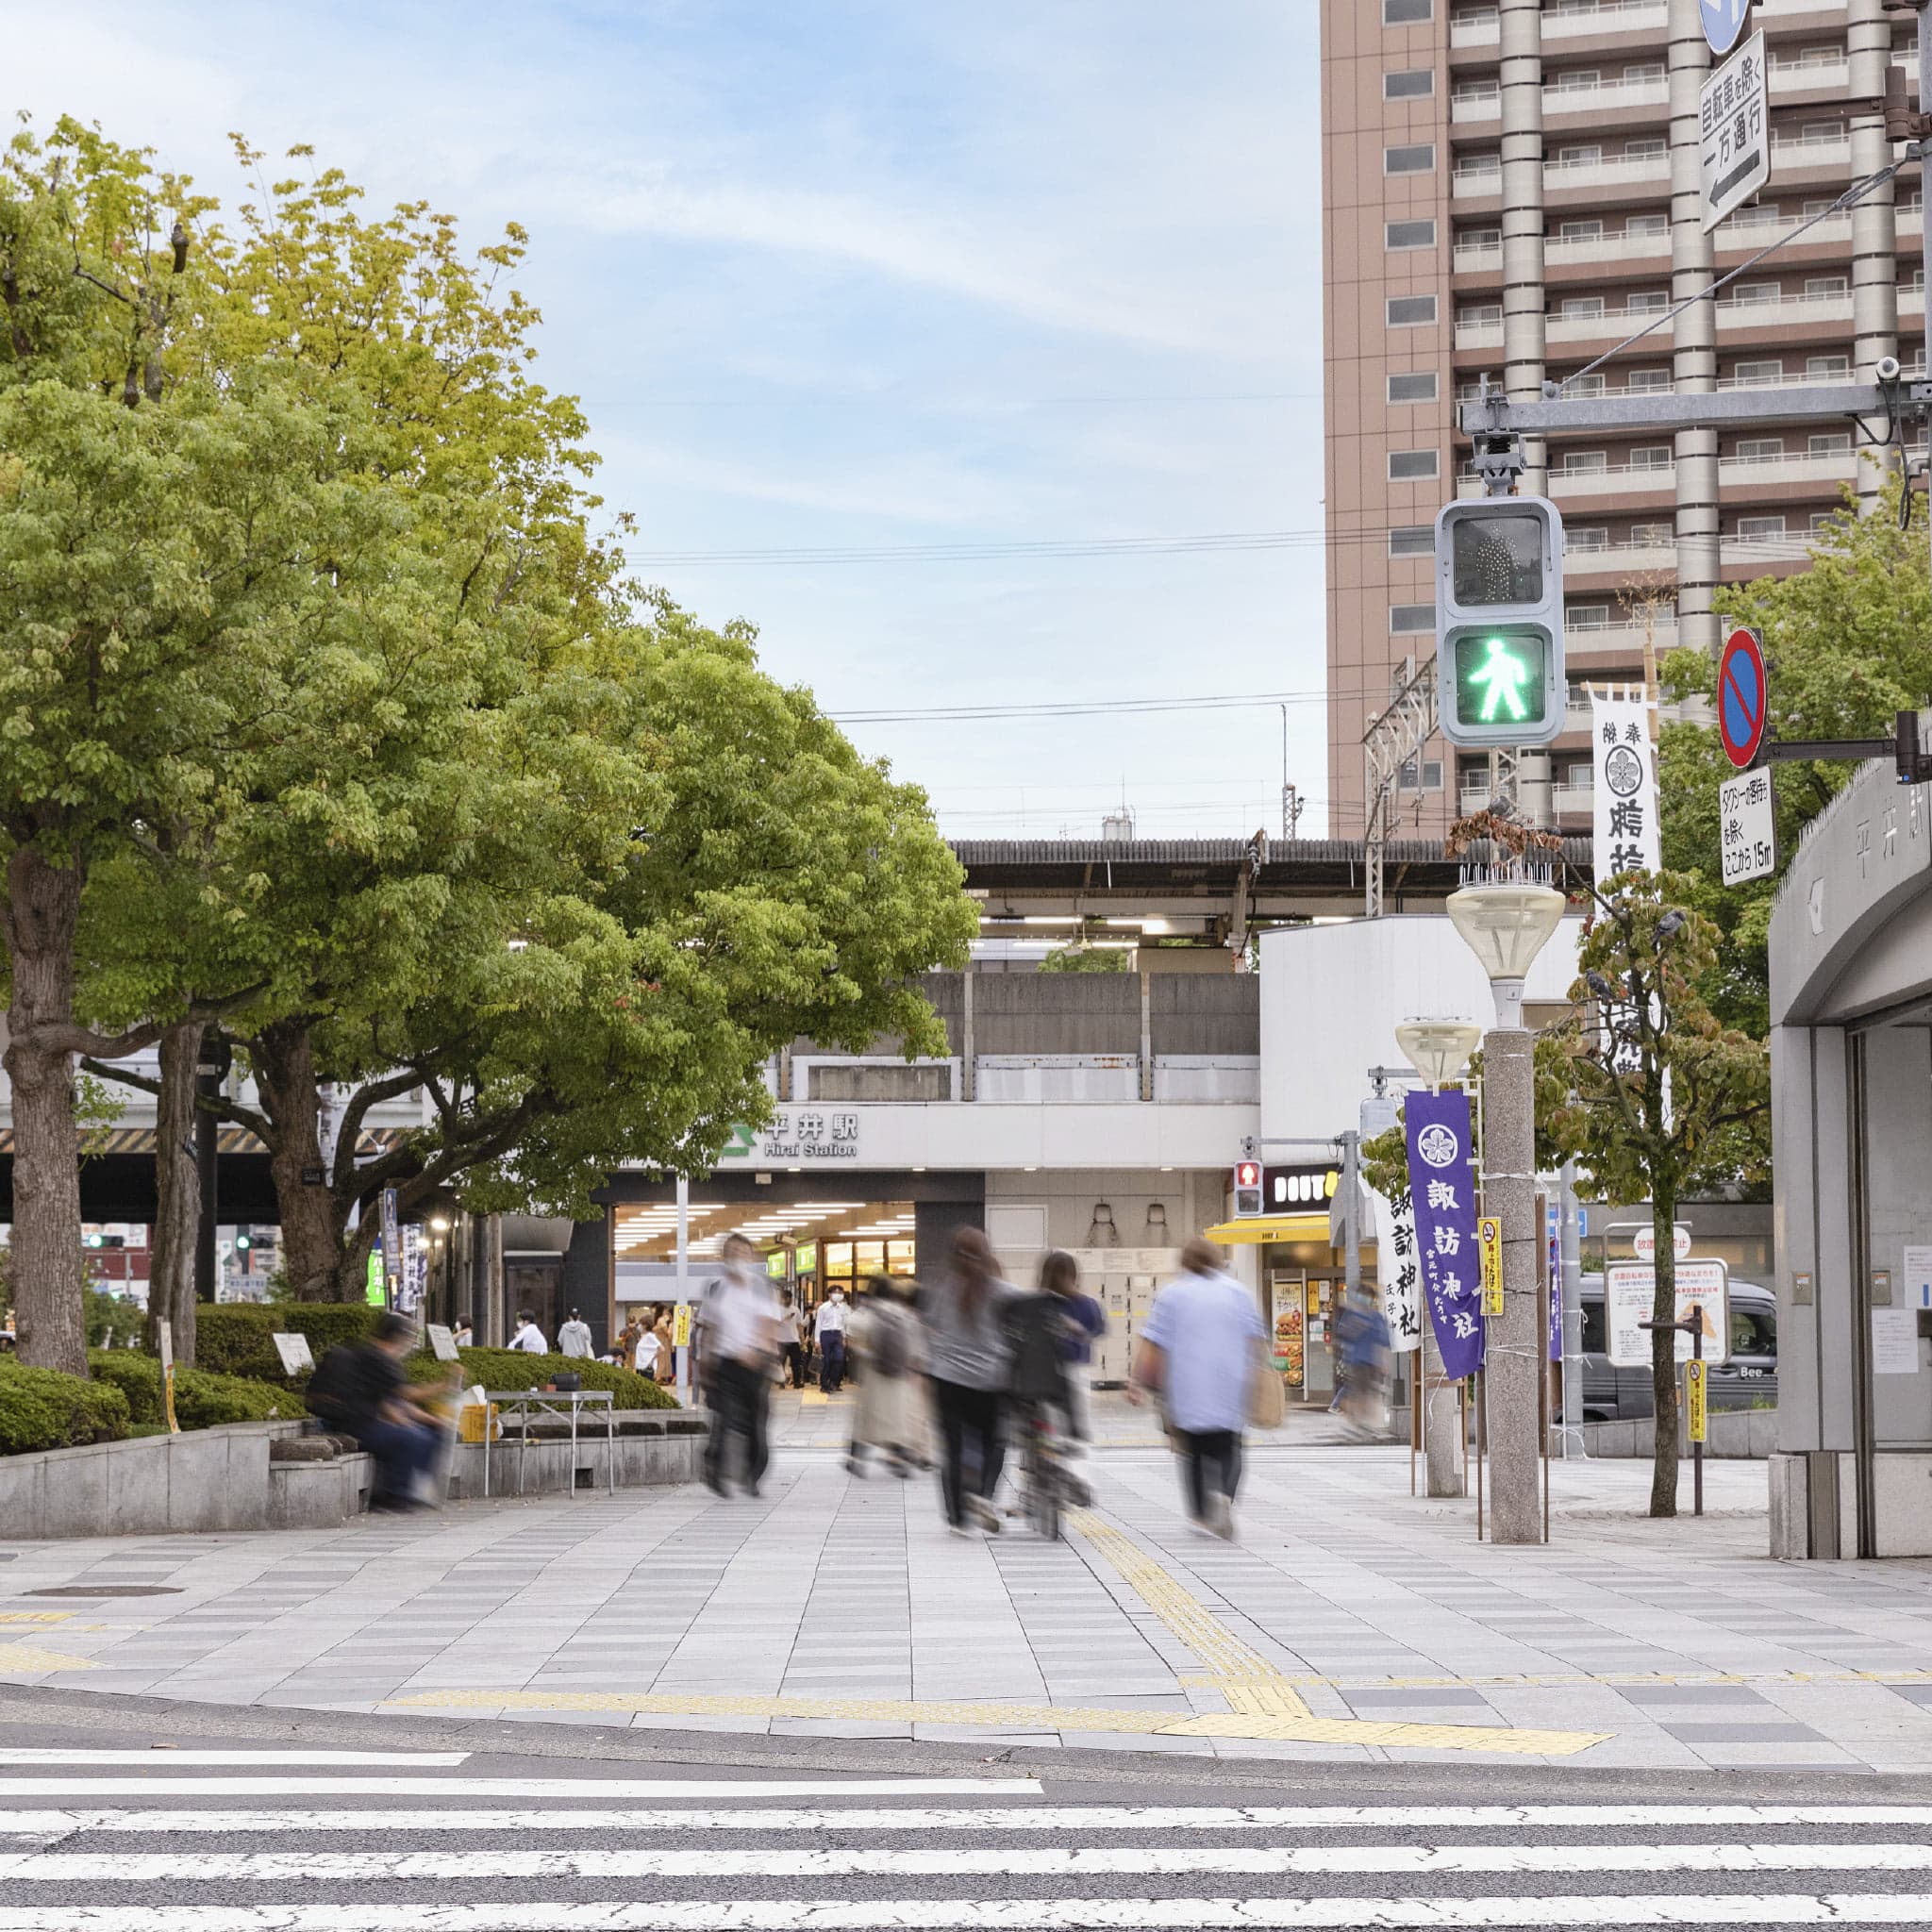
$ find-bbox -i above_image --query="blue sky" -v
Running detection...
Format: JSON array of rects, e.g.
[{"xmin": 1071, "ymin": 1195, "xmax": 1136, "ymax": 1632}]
[{"xmin": 18, "ymin": 2, "xmax": 1326, "ymax": 836}]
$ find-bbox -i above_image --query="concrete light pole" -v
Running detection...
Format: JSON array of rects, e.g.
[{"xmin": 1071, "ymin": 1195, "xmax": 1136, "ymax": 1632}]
[
  {"xmin": 1394, "ymin": 1018, "xmax": 1482, "ymax": 1500},
  {"xmin": 1444, "ymin": 883, "xmax": 1565, "ymax": 1544}
]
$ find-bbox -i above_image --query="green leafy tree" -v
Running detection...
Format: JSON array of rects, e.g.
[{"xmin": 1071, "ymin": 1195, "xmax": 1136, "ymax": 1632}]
[
  {"xmin": 1038, "ymin": 944, "xmax": 1129, "ymax": 974},
  {"xmin": 1534, "ymin": 877, "xmax": 1770, "ymax": 1516},
  {"xmin": 1661, "ymin": 482, "xmax": 1932, "ymax": 1031}
]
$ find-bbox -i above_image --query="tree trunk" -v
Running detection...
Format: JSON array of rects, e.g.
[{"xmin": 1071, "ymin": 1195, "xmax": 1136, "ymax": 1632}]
[
  {"xmin": 251, "ymin": 1020, "xmax": 354, "ymax": 1302},
  {"xmin": 1648, "ymin": 1176, "xmax": 1680, "ymax": 1518},
  {"xmin": 146, "ymin": 1020, "xmax": 203, "ymax": 1364},
  {"xmin": 2, "ymin": 848, "xmax": 88, "ymax": 1374}
]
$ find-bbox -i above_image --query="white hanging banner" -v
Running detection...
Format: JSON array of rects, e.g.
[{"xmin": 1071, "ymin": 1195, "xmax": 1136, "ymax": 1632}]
[
  {"xmin": 1591, "ymin": 689, "xmax": 1661, "ymax": 880},
  {"xmin": 1374, "ymin": 1184, "xmax": 1423, "ymax": 1357}
]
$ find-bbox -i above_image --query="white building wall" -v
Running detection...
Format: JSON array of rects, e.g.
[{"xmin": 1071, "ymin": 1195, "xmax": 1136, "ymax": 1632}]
[{"xmin": 1257, "ymin": 915, "xmax": 1584, "ymax": 1146}]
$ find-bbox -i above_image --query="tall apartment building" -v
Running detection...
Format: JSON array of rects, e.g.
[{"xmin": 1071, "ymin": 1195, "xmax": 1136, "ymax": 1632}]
[{"xmin": 1322, "ymin": 0, "xmax": 1924, "ymax": 840}]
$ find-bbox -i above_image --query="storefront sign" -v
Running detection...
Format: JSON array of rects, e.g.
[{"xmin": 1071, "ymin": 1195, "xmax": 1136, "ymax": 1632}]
[
  {"xmin": 1606, "ymin": 1259, "xmax": 1729, "ymax": 1367},
  {"xmin": 1375, "ymin": 1185, "xmax": 1423, "ymax": 1356},
  {"xmin": 1403, "ymin": 1090, "xmax": 1486, "ymax": 1380},
  {"xmin": 1591, "ymin": 690, "xmax": 1660, "ymax": 879},
  {"xmin": 720, "ymin": 1108, "xmax": 865, "ymax": 1162}
]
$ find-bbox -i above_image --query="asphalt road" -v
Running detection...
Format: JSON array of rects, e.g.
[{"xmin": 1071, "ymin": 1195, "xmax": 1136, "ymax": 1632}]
[{"xmin": 2, "ymin": 1688, "xmax": 1931, "ymax": 1926}]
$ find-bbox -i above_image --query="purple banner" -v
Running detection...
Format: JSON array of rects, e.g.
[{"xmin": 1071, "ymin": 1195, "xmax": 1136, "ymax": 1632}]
[
  {"xmin": 1548, "ymin": 1202, "xmax": 1563, "ymax": 1364},
  {"xmin": 1404, "ymin": 1089, "xmax": 1487, "ymax": 1380}
]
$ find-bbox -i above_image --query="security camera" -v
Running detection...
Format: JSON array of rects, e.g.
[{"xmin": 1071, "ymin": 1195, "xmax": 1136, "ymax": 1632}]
[{"xmin": 1878, "ymin": 355, "xmax": 1904, "ymax": 383}]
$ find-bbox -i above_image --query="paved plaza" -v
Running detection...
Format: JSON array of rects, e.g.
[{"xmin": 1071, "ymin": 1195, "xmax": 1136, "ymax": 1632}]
[{"xmin": 4, "ymin": 1395, "xmax": 1931, "ymax": 1775}]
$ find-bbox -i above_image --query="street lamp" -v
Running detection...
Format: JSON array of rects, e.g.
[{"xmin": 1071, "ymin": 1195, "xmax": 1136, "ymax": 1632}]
[
  {"xmin": 1444, "ymin": 877, "xmax": 1566, "ymax": 1545},
  {"xmin": 1394, "ymin": 1019, "xmax": 1482, "ymax": 1092},
  {"xmin": 1393, "ymin": 1017, "xmax": 1482, "ymax": 1500}
]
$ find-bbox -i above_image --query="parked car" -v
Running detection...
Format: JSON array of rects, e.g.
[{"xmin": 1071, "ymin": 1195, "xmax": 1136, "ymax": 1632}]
[{"xmin": 1574, "ymin": 1276, "xmax": 1776, "ymax": 1422}]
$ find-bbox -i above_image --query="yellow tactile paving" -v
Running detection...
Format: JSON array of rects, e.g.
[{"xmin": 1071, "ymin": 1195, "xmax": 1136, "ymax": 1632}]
[
  {"xmin": 1067, "ymin": 1511, "xmax": 1311, "ymax": 1717},
  {"xmin": 389, "ymin": 1685, "xmax": 1604, "ymax": 1756},
  {"xmin": 0, "ymin": 1612, "xmax": 74, "ymax": 1625},
  {"xmin": 0, "ymin": 1642, "xmax": 97, "ymax": 1672}
]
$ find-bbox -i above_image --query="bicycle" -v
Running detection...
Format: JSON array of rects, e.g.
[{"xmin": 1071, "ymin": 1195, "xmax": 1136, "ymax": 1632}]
[{"xmin": 1013, "ymin": 1400, "xmax": 1084, "ymax": 1540}]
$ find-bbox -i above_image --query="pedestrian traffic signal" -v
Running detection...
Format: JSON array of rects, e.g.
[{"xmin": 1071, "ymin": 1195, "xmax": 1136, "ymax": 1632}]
[
  {"xmin": 1232, "ymin": 1159, "xmax": 1264, "ymax": 1217},
  {"xmin": 1433, "ymin": 498, "xmax": 1564, "ymax": 749}
]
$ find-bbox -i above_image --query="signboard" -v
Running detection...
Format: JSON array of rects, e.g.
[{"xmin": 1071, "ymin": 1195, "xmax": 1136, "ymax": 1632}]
[
  {"xmin": 673, "ymin": 1303, "xmax": 692, "ymax": 1348},
  {"xmin": 1271, "ymin": 1277, "xmax": 1306, "ymax": 1388},
  {"xmin": 1873, "ymin": 1307, "xmax": 1921, "ymax": 1374},
  {"xmin": 1904, "ymin": 1244, "xmax": 1932, "ymax": 1312},
  {"xmin": 1700, "ymin": 31, "xmax": 1769, "ymax": 232},
  {"xmin": 1627, "ymin": 1223, "xmax": 1693, "ymax": 1263},
  {"xmin": 719, "ymin": 1108, "xmax": 864, "ymax": 1163},
  {"xmin": 1477, "ymin": 1216, "xmax": 1503, "ymax": 1317},
  {"xmin": 1685, "ymin": 1358, "xmax": 1708, "ymax": 1442},
  {"xmin": 379, "ymin": 1187, "xmax": 401, "ymax": 1290},
  {"xmin": 1699, "ymin": 0, "xmax": 1751, "ymax": 58},
  {"xmin": 426, "ymin": 1324, "xmax": 459, "ymax": 1362},
  {"xmin": 1717, "ymin": 625, "xmax": 1768, "ymax": 769},
  {"xmin": 272, "ymin": 1332, "xmax": 315, "ymax": 1376},
  {"xmin": 1606, "ymin": 1259, "xmax": 1729, "ymax": 1367},
  {"xmin": 1403, "ymin": 1089, "xmax": 1486, "ymax": 1380},
  {"xmin": 156, "ymin": 1318, "xmax": 179, "ymax": 1435},
  {"xmin": 1591, "ymin": 691, "xmax": 1660, "ymax": 878},
  {"xmin": 1720, "ymin": 767, "xmax": 1777, "ymax": 886},
  {"xmin": 1376, "ymin": 1184, "xmax": 1423, "ymax": 1357}
]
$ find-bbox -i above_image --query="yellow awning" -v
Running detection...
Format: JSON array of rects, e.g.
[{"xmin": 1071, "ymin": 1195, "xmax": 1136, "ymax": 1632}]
[{"xmin": 1202, "ymin": 1212, "xmax": 1349, "ymax": 1246}]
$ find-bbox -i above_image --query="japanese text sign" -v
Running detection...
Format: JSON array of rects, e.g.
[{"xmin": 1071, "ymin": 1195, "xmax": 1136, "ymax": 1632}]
[{"xmin": 1403, "ymin": 1089, "xmax": 1486, "ymax": 1380}]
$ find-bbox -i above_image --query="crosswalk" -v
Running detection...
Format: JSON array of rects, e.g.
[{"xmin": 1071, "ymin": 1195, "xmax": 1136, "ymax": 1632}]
[{"xmin": 1, "ymin": 1757, "xmax": 1930, "ymax": 1928}]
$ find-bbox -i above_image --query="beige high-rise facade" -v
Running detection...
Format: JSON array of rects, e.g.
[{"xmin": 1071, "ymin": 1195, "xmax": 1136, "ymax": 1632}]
[{"xmin": 1323, "ymin": 0, "xmax": 1924, "ymax": 840}]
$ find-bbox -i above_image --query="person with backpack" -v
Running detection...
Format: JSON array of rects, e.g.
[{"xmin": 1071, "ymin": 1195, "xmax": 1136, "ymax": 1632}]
[
  {"xmin": 306, "ymin": 1313, "xmax": 458, "ymax": 1513},
  {"xmin": 846, "ymin": 1274, "xmax": 922, "ymax": 1476},
  {"xmin": 920, "ymin": 1228, "xmax": 1022, "ymax": 1535}
]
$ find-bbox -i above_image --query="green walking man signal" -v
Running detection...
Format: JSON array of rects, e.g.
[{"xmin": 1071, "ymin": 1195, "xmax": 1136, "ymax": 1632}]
[{"xmin": 1434, "ymin": 499, "xmax": 1565, "ymax": 750}]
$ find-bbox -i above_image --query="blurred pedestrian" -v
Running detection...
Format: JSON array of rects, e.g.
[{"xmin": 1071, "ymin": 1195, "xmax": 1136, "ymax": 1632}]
[
  {"xmin": 305, "ymin": 1313, "xmax": 458, "ymax": 1513},
  {"xmin": 696, "ymin": 1235, "xmax": 783, "ymax": 1498},
  {"xmin": 558, "ymin": 1308, "xmax": 593, "ymax": 1359},
  {"xmin": 508, "ymin": 1308, "xmax": 548, "ymax": 1354},
  {"xmin": 1039, "ymin": 1250, "xmax": 1106, "ymax": 1454},
  {"xmin": 921, "ymin": 1229, "xmax": 1021, "ymax": 1535},
  {"xmin": 1131, "ymin": 1236, "xmax": 1266, "ymax": 1540},
  {"xmin": 847, "ymin": 1274, "xmax": 922, "ymax": 1475},
  {"xmin": 450, "ymin": 1314, "xmax": 474, "ymax": 1350},
  {"xmin": 814, "ymin": 1286, "xmax": 850, "ymax": 1394},
  {"xmin": 625, "ymin": 1307, "xmax": 661, "ymax": 1379},
  {"xmin": 1333, "ymin": 1286, "xmax": 1392, "ymax": 1435},
  {"xmin": 776, "ymin": 1289, "xmax": 805, "ymax": 1389},
  {"xmin": 652, "ymin": 1305, "xmax": 675, "ymax": 1383}
]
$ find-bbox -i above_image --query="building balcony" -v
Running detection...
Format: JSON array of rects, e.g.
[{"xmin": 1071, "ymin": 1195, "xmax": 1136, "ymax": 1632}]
[
  {"xmin": 1453, "ymin": 162, "xmax": 1503, "ymax": 200},
  {"xmin": 1716, "ymin": 208, "xmax": 1852, "ymax": 256},
  {"xmin": 1551, "ymin": 781, "xmax": 1598, "ymax": 816},
  {"xmin": 1770, "ymin": 57, "xmax": 1850, "ymax": 100},
  {"xmin": 1564, "ymin": 539, "xmax": 1676, "ymax": 577},
  {"xmin": 1717, "ymin": 448, "xmax": 1859, "ymax": 490},
  {"xmin": 1449, "ymin": 9, "xmax": 1500, "ymax": 50},
  {"xmin": 1451, "ymin": 85, "xmax": 1500, "ymax": 125},
  {"xmin": 1454, "ymin": 242, "xmax": 1504, "ymax": 275},
  {"xmin": 1543, "ymin": 0, "xmax": 1668, "ymax": 41},
  {"xmin": 1550, "ymin": 458, "xmax": 1675, "ymax": 496},
  {"xmin": 1544, "ymin": 76, "xmax": 1668, "ymax": 120},
  {"xmin": 1568, "ymin": 619, "xmax": 1676, "ymax": 659},
  {"xmin": 1546, "ymin": 303, "xmax": 1673, "ymax": 346},
  {"xmin": 1713, "ymin": 290, "xmax": 1853, "ymax": 330},
  {"xmin": 1769, "ymin": 133, "xmax": 1853, "ymax": 177},
  {"xmin": 1546, "ymin": 227, "xmax": 1669, "ymax": 270},
  {"xmin": 1544, "ymin": 153, "xmax": 1671, "ymax": 194},
  {"xmin": 1454, "ymin": 315, "xmax": 1505, "ymax": 349}
]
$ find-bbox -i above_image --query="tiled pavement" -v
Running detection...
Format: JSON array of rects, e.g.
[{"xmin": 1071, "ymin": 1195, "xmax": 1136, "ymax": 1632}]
[{"xmin": 4, "ymin": 1410, "xmax": 1932, "ymax": 1773}]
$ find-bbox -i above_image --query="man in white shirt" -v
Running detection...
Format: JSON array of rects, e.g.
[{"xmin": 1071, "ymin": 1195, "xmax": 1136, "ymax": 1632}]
[
  {"xmin": 813, "ymin": 1288, "xmax": 850, "ymax": 1394},
  {"xmin": 557, "ymin": 1309, "xmax": 593, "ymax": 1359},
  {"xmin": 1132, "ymin": 1236, "xmax": 1267, "ymax": 1540},
  {"xmin": 508, "ymin": 1310, "xmax": 548, "ymax": 1354},
  {"xmin": 697, "ymin": 1235, "xmax": 782, "ymax": 1497}
]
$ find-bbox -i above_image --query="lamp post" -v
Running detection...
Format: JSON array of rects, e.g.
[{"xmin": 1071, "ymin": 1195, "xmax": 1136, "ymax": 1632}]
[
  {"xmin": 1394, "ymin": 1018, "xmax": 1482, "ymax": 1499},
  {"xmin": 1445, "ymin": 878, "xmax": 1566, "ymax": 1545}
]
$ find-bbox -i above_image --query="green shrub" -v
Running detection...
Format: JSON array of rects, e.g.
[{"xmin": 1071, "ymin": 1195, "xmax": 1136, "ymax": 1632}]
[
  {"xmin": 0, "ymin": 1359, "xmax": 131, "ymax": 1454},
  {"xmin": 86, "ymin": 1351, "xmax": 306, "ymax": 1429},
  {"xmin": 196, "ymin": 1303, "xmax": 383, "ymax": 1384},
  {"xmin": 458, "ymin": 1347, "xmax": 677, "ymax": 1410}
]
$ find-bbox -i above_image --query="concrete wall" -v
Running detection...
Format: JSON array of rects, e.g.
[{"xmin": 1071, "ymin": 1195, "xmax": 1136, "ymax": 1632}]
[
  {"xmin": 1565, "ymin": 1407, "xmax": 1778, "ymax": 1462},
  {"xmin": 446, "ymin": 1418, "xmax": 707, "ymax": 1500}
]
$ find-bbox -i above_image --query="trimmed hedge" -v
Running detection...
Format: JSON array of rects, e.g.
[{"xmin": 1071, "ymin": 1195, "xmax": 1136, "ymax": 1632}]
[
  {"xmin": 196, "ymin": 1303, "xmax": 384, "ymax": 1384},
  {"xmin": 458, "ymin": 1348, "xmax": 677, "ymax": 1410},
  {"xmin": 0, "ymin": 1359, "xmax": 131, "ymax": 1454},
  {"xmin": 86, "ymin": 1352, "xmax": 306, "ymax": 1429}
]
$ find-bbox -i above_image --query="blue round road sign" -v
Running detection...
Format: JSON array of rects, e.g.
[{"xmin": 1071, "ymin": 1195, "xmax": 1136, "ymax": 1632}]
[
  {"xmin": 1700, "ymin": 0, "xmax": 1750, "ymax": 57},
  {"xmin": 1718, "ymin": 625, "xmax": 1768, "ymax": 769}
]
